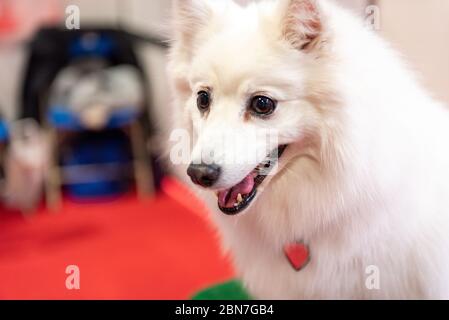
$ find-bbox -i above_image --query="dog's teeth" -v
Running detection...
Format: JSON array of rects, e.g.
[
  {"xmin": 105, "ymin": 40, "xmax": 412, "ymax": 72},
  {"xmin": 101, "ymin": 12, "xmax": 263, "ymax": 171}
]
[{"xmin": 237, "ymin": 193, "xmax": 243, "ymax": 204}]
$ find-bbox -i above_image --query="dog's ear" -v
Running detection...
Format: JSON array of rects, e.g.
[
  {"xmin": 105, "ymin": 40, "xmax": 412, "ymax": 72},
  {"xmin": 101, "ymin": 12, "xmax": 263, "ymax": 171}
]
[
  {"xmin": 172, "ymin": 0, "xmax": 212, "ymax": 50},
  {"xmin": 279, "ymin": 0, "xmax": 323, "ymax": 51},
  {"xmin": 169, "ymin": 0, "xmax": 212, "ymax": 95}
]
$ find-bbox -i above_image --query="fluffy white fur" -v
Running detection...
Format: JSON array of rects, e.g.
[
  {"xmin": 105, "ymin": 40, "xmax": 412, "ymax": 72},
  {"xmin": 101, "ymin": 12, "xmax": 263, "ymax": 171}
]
[{"xmin": 168, "ymin": 0, "xmax": 449, "ymax": 299}]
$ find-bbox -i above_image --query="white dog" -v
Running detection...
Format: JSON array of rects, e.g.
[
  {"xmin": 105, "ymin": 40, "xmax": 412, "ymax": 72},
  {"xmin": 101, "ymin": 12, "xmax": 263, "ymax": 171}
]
[{"xmin": 168, "ymin": 0, "xmax": 449, "ymax": 299}]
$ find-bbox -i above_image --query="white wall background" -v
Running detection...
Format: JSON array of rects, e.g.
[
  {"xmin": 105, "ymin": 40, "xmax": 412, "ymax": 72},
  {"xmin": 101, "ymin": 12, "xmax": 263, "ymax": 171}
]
[{"xmin": 379, "ymin": 0, "xmax": 449, "ymax": 106}]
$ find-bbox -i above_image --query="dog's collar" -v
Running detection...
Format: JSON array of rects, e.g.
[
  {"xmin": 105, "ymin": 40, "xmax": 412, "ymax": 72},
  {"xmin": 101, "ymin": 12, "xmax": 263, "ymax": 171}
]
[{"xmin": 284, "ymin": 242, "xmax": 310, "ymax": 271}]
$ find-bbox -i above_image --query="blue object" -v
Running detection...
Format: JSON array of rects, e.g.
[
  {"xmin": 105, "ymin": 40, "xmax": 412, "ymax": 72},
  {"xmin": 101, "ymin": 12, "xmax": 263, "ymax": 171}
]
[
  {"xmin": 62, "ymin": 130, "xmax": 132, "ymax": 198},
  {"xmin": 69, "ymin": 33, "xmax": 115, "ymax": 59},
  {"xmin": 0, "ymin": 120, "xmax": 8, "ymax": 142},
  {"xmin": 47, "ymin": 106, "xmax": 139, "ymax": 131}
]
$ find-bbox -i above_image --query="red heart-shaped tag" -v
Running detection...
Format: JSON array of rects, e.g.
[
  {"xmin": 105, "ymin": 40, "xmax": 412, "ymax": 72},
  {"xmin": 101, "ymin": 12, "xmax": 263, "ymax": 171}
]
[{"xmin": 284, "ymin": 242, "xmax": 310, "ymax": 271}]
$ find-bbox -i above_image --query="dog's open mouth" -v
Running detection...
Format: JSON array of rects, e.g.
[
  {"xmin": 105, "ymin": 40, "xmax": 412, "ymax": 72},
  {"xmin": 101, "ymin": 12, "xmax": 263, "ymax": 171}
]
[{"xmin": 216, "ymin": 145, "xmax": 287, "ymax": 215}]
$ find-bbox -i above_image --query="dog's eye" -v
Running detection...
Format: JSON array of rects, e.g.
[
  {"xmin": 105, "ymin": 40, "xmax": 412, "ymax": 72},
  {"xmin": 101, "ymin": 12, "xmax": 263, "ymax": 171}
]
[
  {"xmin": 197, "ymin": 91, "xmax": 211, "ymax": 111},
  {"xmin": 249, "ymin": 96, "xmax": 276, "ymax": 116}
]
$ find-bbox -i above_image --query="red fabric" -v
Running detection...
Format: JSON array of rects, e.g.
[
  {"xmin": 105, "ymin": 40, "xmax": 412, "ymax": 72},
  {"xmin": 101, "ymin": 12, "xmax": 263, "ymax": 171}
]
[{"xmin": 0, "ymin": 178, "xmax": 234, "ymax": 300}]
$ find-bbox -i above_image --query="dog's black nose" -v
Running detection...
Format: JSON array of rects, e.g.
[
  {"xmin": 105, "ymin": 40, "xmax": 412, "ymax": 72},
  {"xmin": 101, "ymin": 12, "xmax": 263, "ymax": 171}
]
[{"xmin": 187, "ymin": 163, "xmax": 221, "ymax": 188}]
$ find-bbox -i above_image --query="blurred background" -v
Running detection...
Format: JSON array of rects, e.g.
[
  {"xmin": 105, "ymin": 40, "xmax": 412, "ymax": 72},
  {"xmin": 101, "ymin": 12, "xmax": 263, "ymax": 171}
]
[{"xmin": 0, "ymin": 0, "xmax": 447, "ymax": 299}]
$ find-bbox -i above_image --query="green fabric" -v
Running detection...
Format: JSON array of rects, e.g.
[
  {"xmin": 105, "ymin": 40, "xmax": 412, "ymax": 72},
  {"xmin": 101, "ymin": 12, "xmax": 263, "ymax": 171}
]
[{"xmin": 192, "ymin": 280, "xmax": 252, "ymax": 300}]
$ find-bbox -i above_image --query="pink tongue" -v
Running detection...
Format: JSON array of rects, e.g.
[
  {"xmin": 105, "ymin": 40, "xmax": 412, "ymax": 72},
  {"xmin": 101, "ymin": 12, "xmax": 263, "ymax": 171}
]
[{"xmin": 218, "ymin": 174, "xmax": 255, "ymax": 208}]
